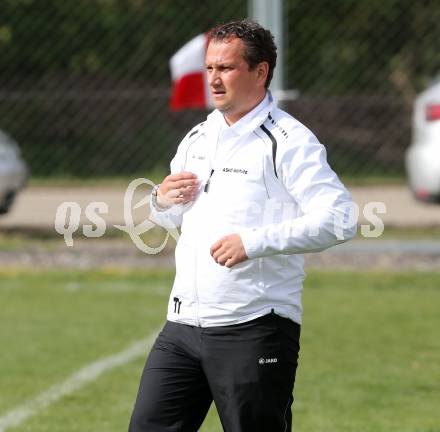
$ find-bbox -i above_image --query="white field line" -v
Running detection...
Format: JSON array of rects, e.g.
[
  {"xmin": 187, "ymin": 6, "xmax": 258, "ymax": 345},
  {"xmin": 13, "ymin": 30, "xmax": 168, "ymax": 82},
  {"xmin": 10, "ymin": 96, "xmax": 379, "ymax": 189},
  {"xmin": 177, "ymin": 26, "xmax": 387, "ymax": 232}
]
[{"xmin": 0, "ymin": 331, "xmax": 158, "ymax": 432}]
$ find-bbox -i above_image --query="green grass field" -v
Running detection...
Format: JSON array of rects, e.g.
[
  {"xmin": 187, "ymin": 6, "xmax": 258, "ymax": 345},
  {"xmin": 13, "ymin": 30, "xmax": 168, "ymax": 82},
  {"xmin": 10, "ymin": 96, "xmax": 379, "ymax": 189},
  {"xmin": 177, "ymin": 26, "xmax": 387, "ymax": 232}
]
[{"xmin": 1, "ymin": 270, "xmax": 439, "ymax": 432}]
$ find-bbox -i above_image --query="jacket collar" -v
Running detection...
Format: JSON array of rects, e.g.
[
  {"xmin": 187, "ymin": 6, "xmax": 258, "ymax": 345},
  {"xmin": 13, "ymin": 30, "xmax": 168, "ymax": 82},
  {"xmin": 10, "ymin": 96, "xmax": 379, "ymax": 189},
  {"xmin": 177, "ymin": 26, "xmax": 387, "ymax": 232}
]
[{"xmin": 206, "ymin": 91, "xmax": 277, "ymax": 137}]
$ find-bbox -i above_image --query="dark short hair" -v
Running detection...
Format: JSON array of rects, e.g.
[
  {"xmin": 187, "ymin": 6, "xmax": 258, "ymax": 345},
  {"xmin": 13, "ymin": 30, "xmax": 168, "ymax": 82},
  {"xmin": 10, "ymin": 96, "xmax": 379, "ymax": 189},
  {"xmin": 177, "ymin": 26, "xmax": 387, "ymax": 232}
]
[{"xmin": 208, "ymin": 20, "xmax": 277, "ymax": 89}]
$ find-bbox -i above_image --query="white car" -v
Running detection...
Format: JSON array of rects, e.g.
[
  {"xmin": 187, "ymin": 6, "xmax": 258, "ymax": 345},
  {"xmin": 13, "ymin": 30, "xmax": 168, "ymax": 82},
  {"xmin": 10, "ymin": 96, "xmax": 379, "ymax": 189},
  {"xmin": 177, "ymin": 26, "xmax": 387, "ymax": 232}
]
[
  {"xmin": 406, "ymin": 78, "xmax": 440, "ymax": 202},
  {"xmin": 0, "ymin": 130, "xmax": 28, "ymax": 214}
]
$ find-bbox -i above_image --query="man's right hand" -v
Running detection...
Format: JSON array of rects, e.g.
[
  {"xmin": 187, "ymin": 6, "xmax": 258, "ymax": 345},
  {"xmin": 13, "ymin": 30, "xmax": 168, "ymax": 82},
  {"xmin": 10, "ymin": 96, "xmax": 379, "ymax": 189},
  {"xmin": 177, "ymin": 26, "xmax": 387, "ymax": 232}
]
[{"xmin": 157, "ymin": 172, "xmax": 199, "ymax": 208}]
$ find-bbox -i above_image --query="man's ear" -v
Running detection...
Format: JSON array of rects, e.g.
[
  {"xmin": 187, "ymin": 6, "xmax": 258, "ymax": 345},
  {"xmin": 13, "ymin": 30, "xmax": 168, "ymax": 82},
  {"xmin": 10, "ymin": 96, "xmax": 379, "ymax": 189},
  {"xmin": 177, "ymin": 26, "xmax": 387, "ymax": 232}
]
[{"xmin": 256, "ymin": 62, "xmax": 269, "ymax": 85}]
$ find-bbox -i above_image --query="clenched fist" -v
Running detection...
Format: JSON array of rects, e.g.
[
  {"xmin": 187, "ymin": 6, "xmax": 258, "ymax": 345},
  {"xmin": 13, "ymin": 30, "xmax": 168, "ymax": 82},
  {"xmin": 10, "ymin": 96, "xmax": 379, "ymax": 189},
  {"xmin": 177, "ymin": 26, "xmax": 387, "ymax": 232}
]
[{"xmin": 210, "ymin": 234, "xmax": 248, "ymax": 268}]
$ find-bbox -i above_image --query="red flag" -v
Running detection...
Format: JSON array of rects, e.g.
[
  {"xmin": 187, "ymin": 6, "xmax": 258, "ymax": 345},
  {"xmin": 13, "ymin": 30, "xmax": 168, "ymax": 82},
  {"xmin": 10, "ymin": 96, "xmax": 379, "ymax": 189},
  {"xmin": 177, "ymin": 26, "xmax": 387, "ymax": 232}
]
[{"xmin": 169, "ymin": 33, "xmax": 212, "ymax": 111}]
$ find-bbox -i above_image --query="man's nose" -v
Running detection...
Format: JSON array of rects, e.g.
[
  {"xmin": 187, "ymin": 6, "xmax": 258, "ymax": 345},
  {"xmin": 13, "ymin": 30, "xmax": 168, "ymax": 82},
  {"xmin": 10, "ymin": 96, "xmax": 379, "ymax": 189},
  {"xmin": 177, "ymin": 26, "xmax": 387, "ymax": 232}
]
[{"xmin": 208, "ymin": 71, "xmax": 221, "ymax": 86}]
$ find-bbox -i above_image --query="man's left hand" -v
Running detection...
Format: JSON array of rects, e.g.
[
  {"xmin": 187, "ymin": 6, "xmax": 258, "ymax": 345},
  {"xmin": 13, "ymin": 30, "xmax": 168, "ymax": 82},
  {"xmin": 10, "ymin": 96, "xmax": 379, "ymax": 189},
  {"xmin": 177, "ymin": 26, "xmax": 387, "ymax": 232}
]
[{"xmin": 210, "ymin": 234, "xmax": 248, "ymax": 268}]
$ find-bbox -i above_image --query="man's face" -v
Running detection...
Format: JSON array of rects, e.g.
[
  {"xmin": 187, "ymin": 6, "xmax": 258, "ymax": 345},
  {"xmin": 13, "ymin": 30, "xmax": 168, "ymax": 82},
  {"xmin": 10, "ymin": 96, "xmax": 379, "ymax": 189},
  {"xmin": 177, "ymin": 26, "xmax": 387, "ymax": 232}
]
[{"xmin": 205, "ymin": 37, "xmax": 267, "ymax": 125}]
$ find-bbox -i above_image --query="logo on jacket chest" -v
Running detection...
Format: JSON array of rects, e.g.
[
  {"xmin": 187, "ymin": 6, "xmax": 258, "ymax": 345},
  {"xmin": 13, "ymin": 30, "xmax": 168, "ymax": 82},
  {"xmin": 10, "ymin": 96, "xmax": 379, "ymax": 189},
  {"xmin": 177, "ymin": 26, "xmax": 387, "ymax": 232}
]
[
  {"xmin": 222, "ymin": 167, "xmax": 248, "ymax": 175},
  {"xmin": 191, "ymin": 154, "xmax": 206, "ymax": 160}
]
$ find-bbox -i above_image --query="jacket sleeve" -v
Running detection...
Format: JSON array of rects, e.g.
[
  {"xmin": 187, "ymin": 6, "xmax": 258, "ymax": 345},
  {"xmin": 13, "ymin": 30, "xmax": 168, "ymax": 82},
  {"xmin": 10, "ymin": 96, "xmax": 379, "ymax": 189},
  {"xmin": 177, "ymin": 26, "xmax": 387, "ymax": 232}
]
[{"xmin": 239, "ymin": 129, "xmax": 357, "ymax": 259}]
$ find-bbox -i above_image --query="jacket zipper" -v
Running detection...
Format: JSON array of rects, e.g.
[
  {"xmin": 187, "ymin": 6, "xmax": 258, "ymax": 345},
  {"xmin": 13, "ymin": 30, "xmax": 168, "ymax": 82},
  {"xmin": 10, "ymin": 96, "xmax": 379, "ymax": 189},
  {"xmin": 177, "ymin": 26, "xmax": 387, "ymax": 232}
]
[
  {"xmin": 194, "ymin": 223, "xmax": 201, "ymax": 327},
  {"xmin": 194, "ymin": 126, "xmax": 221, "ymax": 326}
]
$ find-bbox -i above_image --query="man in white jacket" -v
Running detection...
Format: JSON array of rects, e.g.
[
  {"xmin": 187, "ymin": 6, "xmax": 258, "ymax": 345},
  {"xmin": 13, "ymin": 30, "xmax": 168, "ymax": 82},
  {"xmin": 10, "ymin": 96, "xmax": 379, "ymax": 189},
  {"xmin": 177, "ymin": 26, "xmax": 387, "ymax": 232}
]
[{"xmin": 129, "ymin": 20, "xmax": 356, "ymax": 432}]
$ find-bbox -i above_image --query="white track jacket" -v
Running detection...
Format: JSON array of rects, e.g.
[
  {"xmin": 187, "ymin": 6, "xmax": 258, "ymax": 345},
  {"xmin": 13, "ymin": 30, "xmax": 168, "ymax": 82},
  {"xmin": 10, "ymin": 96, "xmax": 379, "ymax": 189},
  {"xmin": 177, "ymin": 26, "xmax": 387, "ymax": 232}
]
[{"xmin": 150, "ymin": 92, "xmax": 356, "ymax": 327}]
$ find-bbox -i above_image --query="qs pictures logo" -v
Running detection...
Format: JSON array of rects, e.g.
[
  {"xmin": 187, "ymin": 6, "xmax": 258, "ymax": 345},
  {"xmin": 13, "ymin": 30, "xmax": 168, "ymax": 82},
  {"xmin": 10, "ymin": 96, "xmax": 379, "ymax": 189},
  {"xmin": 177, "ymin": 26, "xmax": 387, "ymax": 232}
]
[{"xmin": 54, "ymin": 178, "xmax": 180, "ymax": 254}]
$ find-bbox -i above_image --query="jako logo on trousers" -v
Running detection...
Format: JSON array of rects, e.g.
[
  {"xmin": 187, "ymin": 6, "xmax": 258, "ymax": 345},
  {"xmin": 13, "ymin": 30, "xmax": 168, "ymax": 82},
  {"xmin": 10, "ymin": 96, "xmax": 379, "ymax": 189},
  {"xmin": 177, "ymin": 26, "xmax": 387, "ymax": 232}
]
[{"xmin": 259, "ymin": 357, "xmax": 278, "ymax": 365}]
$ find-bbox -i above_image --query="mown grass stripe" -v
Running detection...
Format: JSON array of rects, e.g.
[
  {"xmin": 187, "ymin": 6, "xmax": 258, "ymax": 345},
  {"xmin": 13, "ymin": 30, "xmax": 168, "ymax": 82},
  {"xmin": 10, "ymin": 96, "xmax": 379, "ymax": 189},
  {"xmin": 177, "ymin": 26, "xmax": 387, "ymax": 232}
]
[{"xmin": 0, "ymin": 332, "xmax": 158, "ymax": 431}]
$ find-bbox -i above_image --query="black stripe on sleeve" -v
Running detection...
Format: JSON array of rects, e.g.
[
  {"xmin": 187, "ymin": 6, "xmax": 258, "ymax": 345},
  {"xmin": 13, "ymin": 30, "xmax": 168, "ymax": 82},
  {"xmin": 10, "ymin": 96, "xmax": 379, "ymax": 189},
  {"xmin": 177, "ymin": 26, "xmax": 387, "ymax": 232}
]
[
  {"xmin": 260, "ymin": 124, "xmax": 278, "ymax": 178},
  {"xmin": 188, "ymin": 122, "xmax": 205, "ymax": 139},
  {"xmin": 188, "ymin": 129, "xmax": 199, "ymax": 138}
]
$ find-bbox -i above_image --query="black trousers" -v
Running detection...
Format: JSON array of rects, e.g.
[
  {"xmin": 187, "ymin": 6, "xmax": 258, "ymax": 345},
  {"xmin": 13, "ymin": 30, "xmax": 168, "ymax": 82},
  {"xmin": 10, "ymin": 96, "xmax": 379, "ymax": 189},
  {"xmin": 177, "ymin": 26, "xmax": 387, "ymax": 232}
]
[{"xmin": 129, "ymin": 312, "xmax": 301, "ymax": 432}]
